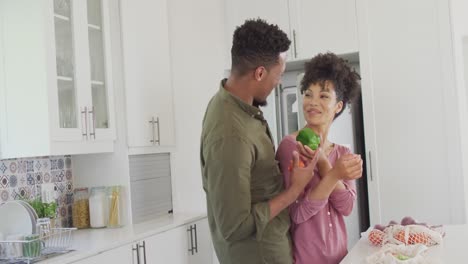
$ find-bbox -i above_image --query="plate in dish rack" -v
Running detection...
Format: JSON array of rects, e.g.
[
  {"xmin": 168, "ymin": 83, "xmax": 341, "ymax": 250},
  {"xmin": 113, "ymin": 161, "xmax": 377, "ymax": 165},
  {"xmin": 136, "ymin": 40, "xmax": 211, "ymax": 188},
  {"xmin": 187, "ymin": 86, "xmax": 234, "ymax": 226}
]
[
  {"xmin": 15, "ymin": 200, "xmax": 38, "ymax": 233},
  {"xmin": 0, "ymin": 201, "xmax": 34, "ymax": 236}
]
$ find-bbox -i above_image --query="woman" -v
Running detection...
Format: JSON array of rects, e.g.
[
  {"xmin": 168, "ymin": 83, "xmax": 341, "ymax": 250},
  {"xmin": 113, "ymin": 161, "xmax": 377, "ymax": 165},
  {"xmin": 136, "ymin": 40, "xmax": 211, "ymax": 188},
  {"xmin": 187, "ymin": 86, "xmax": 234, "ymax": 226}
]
[{"xmin": 276, "ymin": 53, "xmax": 363, "ymax": 264}]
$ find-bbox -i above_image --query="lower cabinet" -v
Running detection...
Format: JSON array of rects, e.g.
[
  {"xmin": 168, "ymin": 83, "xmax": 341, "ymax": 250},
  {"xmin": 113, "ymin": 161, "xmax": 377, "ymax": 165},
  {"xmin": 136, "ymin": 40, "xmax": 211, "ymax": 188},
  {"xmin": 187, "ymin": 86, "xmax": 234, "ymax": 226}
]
[
  {"xmin": 74, "ymin": 244, "xmax": 133, "ymax": 264},
  {"xmin": 73, "ymin": 218, "xmax": 213, "ymax": 264},
  {"xmin": 143, "ymin": 225, "xmax": 187, "ymax": 264},
  {"xmin": 186, "ymin": 218, "xmax": 212, "ymax": 264},
  {"xmin": 144, "ymin": 218, "xmax": 213, "ymax": 264}
]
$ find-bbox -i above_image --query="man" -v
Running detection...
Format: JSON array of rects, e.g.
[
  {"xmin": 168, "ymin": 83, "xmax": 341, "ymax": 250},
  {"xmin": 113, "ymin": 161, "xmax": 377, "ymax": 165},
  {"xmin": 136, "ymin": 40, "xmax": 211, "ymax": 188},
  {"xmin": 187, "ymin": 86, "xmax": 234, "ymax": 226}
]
[{"xmin": 200, "ymin": 19, "xmax": 318, "ymax": 264}]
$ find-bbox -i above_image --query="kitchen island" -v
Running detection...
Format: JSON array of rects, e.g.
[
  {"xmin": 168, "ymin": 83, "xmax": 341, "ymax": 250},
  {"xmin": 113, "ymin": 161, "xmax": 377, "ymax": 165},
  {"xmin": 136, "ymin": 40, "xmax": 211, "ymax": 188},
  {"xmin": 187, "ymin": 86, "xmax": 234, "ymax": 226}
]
[{"xmin": 340, "ymin": 225, "xmax": 468, "ymax": 263}]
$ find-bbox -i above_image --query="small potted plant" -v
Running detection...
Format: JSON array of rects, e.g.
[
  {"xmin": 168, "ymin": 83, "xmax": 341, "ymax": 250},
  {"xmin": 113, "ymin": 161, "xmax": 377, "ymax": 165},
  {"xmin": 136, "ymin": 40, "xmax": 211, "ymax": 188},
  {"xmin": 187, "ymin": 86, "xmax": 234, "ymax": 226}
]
[{"xmin": 27, "ymin": 198, "xmax": 58, "ymax": 227}]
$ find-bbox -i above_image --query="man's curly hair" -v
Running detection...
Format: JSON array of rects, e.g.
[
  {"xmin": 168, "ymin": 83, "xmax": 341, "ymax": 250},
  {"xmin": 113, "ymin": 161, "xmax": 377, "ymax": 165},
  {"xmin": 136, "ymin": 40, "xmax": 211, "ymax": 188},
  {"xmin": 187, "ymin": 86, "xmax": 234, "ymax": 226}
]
[
  {"xmin": 300, "ymin": 53, "xmax": 361, "ymax": 119},
  {"xmin": 231, "ymin": 18, "xmax": 291, "ymax": 76}
]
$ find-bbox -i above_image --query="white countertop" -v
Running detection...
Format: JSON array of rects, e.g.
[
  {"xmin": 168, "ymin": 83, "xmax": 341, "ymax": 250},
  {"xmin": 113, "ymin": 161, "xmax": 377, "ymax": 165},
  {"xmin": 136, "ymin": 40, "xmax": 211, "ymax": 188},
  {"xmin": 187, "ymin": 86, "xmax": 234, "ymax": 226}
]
[
  {"xmin": 42, "ymin": 212, "xmax": 207, "ymax": 263},
  {"xmin": 340, "ymin": 225, "xmax": 468, "ymax": 264}
]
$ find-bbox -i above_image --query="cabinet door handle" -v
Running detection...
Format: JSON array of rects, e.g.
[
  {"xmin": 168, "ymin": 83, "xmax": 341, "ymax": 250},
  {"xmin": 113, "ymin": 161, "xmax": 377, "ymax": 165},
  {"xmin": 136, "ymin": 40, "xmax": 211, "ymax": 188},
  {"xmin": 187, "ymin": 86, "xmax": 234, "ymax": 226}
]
[
  {"xmin": 187, "ymin": 225, "xmax": 194, "ymax": 255},
  {"xmin": 88, "ymin": 106, "xmax": 96, "ymax": 139},
  {"xmin": 368, "ymin": 151, "xmax": 373, "ymax": 181},
  {"xmin": 140, "ymin": 241, "xmax": 147, "ymax": 264},
  {"xmin": 132, "ymin": 244, "xmax": 140, "ymax": 264},
  {"xmin": 193, "ymin": 224, "xmax": 198, "ymax": 253},
  {"xmin": 155, "ymin": 116, "xmax": 160, "ymax": 145},
  {"xmin": 275, "ymin": 85, "xmax": 283, "ymax": 141},
  {"xmin": 149, "ymin": 117, "xmax": 161, "ymax": 145},
  {"xmin": 292, "ymin": 29, "xmax": 298, "ymax": 58},
  {"xmin": 149, "ymin": 117, "xmax": 155, "ymax": 144},
  {"xmin": 81, "ymin": 106, "xmax": 88, "ymax": 140}
]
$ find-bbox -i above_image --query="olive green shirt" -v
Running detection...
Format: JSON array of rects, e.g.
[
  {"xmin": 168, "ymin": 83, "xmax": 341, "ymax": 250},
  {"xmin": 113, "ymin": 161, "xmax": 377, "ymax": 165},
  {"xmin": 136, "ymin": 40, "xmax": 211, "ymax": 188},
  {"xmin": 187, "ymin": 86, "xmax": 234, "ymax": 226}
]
[{"xmin": 200, "ymin": 80, "xmax": 292, "ymax": 264}]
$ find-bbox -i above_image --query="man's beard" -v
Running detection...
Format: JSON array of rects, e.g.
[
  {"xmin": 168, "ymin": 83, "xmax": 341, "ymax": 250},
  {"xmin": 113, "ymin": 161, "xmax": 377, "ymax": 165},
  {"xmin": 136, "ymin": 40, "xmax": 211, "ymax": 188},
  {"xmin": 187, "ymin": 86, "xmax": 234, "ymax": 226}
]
[{"xmin": 253, "ymin": 99, "xmax": 267, "ymax": 107}]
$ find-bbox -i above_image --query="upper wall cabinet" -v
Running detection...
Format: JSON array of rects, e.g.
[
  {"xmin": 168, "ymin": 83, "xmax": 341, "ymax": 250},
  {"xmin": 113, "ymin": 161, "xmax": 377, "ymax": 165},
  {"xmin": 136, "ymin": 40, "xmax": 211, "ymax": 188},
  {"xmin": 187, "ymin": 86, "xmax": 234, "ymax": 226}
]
[
  {"xmin": 0, "ymin": 0, "xmax": 116, "ymax": 159},
  {"xmin": 288, "ymin": 0, "xmax": 358, "ymax": 59},
  {"xmin": 223, "ymin": 0, "xmax": 358, "ymax": 65},
  {"xmin": 120, "ymin": 0, "xmax": 176, "ymax": 152}
]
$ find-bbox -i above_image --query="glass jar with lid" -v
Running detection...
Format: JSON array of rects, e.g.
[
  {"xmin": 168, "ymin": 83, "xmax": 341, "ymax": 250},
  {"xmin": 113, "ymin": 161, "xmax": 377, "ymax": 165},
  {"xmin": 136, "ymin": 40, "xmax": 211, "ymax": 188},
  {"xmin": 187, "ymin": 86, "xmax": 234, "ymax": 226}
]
[
  {"xmin": 89, "ymin": 186, "xmax": 107, "ymax": 228},
  {"xmin": 107, "ymin": 186, "xmax": 123, "ymax": 228},
  {"xmin": 72, "ymin": 187, "xmax": 90, "ymax": 229}
]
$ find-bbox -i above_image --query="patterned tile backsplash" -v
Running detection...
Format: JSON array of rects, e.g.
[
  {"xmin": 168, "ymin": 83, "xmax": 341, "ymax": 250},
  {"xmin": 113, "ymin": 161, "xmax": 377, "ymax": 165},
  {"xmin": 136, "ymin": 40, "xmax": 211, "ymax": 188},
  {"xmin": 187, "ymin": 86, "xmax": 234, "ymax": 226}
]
[{"xmin": 0, "ymin": 156, "xmax": 73, "ymax": 227}]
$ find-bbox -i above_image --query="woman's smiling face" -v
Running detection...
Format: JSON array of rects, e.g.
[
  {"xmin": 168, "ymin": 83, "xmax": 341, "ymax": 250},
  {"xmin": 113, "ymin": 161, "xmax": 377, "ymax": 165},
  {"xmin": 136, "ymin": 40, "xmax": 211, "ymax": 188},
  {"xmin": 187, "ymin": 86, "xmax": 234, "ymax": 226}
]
[{"xmin": 302, "ymin": 80, "xmax": 343, "ymax": 127}]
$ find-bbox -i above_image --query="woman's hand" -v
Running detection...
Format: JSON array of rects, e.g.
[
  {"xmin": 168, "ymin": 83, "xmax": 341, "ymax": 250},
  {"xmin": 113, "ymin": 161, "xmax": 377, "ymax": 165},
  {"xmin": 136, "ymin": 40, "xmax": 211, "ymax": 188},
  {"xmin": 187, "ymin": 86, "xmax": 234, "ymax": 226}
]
[
  {"xmin": 296, "ymin": 141, "xmax": 323, "ymax": 164},
  {"xmin": 297, "ymin": 141, "xmax": 329, "ymax": 174},
  {"xmin": 329, "ymin": 154, "xmax": 363, "ymax": 181}
]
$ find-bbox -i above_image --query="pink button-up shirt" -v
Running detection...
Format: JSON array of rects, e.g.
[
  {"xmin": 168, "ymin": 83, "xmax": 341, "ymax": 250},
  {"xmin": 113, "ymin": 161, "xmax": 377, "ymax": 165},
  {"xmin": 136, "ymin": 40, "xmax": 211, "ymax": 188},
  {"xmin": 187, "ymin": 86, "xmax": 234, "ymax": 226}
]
[{"xmin": 276, "ymin": 135, "xmax": 357, "ymax": 264}]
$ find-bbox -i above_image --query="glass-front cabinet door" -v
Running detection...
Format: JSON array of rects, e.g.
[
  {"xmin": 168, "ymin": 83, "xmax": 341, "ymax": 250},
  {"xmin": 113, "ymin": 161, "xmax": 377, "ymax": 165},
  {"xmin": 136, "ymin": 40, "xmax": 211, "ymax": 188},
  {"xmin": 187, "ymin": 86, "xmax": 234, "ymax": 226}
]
[
  {"xmin": 50, "ymin": 0, "xmax": 114, "ymax": 141},
  {"xmin": 53, "ymin": 0, "xmax": 81, "ymax": 137},
  {"xmin": 85, "ymin": 0, "xmax": 114, "ymax": 140},
  {"xmin": 87, "ymin": 0, "xmax": 107, "ymax": 128}
]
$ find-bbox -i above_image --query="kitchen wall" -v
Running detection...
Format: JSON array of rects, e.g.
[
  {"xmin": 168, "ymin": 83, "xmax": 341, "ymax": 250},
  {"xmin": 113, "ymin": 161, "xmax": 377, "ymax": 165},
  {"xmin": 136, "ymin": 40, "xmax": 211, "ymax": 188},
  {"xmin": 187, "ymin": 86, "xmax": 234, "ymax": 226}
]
[
  {"xmin": 167, "ymin": 0, "xmax": 226, "ymax": 213},
  {"xmin": 0, "ymin": 156, "xmax": 73, "ymax": 227}
]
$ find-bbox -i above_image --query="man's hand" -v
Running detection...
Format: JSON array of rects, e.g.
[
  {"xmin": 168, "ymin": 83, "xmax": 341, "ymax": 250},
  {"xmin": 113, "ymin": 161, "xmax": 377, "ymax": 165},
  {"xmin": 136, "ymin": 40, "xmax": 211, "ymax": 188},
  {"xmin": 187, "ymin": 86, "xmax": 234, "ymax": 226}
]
[
  {"xmin": 268, "ymin": 149, "xmax": 321, "ymax": 220},
  {"xmin": 289, "ymin": 150, "xmax": 320, "ymax": 192},
  {"xmin": 329, "ymin": 154, "xmax": 363, "ymax": 181}
]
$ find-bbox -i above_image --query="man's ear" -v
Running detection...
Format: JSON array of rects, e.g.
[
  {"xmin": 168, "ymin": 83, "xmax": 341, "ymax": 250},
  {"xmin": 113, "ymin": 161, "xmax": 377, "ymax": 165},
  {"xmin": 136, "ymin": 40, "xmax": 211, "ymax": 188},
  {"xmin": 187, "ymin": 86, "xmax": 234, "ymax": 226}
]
[{"xmin": 254, "ymin": 66, "xmax": 266, "ymax": 81}]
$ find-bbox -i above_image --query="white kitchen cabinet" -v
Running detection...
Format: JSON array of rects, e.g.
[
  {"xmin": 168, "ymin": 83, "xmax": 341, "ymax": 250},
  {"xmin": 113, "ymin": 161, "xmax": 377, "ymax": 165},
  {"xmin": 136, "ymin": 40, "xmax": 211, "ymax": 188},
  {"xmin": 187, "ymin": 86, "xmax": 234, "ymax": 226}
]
[
  {"xmin": 356, "ymin": 0, "xmax": 465, "ymax": 225},
  {"xmin": 223, "ymin": 0, "xmax": 358, "ymax": 65},
  {"xmin": 70, "ymin": 218, "xmax": 214, "ymax": 264},
  {"xmin": 142, "ymin": 218, "xmax": 213, "ymax": 264},
  {"xmin": 76, "ymin": 228, "xmax": 188, "ymax": 264},
  {"xmin": 0, "ymin": 0, "xmax": 116, "ymax": 159},
  {"xmin": 186, "ymin": 218, "xmax": 213, "ymax": 264},
  {"xmin": 449, "ymin": 0, "xmax": 468, "ymax": 221},
  {"xmin": 143, "ymin": 226, "xmax": 187, "ymax": 264},
  {"xmin": 73, "ymin": 244, "xmax": 133, "ymax": 264},
  {"xmin": 288, "ymin": 0, "xmax": 358, "ymax": 59},
  {"xmin": 120, "ymin": 0, "xmax": 176, "ymax": 151},
  {"xmin": 224, "ymin": 0, "xmax": 292, "ymax": 67}
]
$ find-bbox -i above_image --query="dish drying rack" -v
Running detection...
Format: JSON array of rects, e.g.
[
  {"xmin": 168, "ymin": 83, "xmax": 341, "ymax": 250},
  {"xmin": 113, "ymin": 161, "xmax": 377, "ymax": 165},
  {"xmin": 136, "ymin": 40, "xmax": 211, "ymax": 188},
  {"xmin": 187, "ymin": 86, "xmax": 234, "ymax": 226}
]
[{"xmin": 0, "ymin": 222, "xmax": 76, "ymax": 264}]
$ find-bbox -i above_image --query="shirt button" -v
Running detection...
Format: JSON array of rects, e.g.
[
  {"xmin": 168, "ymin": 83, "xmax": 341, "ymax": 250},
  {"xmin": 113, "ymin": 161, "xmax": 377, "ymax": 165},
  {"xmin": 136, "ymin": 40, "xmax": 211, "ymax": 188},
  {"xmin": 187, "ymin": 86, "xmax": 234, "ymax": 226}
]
[
  {"xmin": 329, "ymin": 223, "xmax": 333, "ymax": 227},
  {"xmin": 327, "ymin": 211, "xmax": 331, "ymax": 215}
]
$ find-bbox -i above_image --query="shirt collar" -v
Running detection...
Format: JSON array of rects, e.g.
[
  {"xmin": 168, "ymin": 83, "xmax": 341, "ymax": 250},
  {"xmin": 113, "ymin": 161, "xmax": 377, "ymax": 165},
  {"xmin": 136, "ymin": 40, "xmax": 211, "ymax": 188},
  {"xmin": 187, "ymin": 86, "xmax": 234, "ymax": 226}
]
[{"xmin": 219, "ymin": 79, "xmax": 265, "ymax": 120}]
